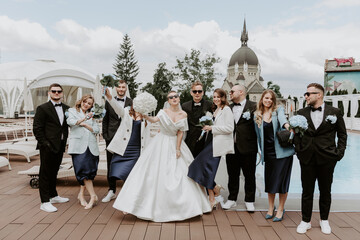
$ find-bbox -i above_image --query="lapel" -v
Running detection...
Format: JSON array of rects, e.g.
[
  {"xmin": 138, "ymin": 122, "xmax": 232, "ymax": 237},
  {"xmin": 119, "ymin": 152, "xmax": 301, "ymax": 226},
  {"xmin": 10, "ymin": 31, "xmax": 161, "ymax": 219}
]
[
  {"xmin": 214, "ymin": 107, "xmax": 223, "ymax": 123},
  {"xmin": 316, "ymin": 104, "xmax": 331, "ymax": 132},
  {"xmin": 236, "ymin": 100, "xmax": 250, "ymax": 125},
  {"xmin": 125, "ymin": 98, "xmax": 132, "ymax": 108},
  {"xmin": 303, "ymin": 107, "xmax": 315, "ymax": 131},
  {"xmin": 47, "ymin": 101, "xmax": 61, "ymax": 125}
]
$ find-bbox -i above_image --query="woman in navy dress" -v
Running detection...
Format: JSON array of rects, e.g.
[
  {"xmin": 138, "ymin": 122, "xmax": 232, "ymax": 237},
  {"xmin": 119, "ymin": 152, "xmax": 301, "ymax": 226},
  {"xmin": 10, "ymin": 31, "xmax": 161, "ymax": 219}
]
[
  {"xmin": 188, "ymin": 89, "xmax": 234, "ymax": 208},
  {"xmin": 254, "ymin": 90, "xmax": 295, "ymax": 221},
  {"xmin": 67, "ymin": 95, "xmax": 100, "ymax": 209}
]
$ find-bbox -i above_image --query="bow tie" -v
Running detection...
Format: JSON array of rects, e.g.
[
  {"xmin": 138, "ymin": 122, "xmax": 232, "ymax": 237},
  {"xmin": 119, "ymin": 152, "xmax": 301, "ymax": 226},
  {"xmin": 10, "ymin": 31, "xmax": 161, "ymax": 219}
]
[
  {"xmin": 54, "ymin": 103, "xmax": 62, "ymax": 107},
  {"xmin": 233, "ymin": 102, "xmax": 241, "ymax": 106},
  {"xmin": 194, "ymin": 103, "xmax": 201, "ymax": 107},
  {"xmin": 311, "ymin": 106, "xmax": 322, "ymax": 112},
  {"xmin": 116, "ymin": 98, "xmax": 125, "ymax": 102}
]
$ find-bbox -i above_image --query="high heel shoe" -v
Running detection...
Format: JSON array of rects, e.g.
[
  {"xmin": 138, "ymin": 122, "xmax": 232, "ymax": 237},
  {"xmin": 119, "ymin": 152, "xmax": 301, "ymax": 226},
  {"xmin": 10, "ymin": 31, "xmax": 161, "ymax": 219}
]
[
  {"xmin": 77, "ymin": 193, "xmax": 87, "ymax": 207},
  {"xmin": 214, "ymin": 184, "xmax": 224, "ymax": 197},
  {"xmin": 210, "ymin": 199, "xmax": 219, "ymax": 210},
  {"xmin": 273, "ymin": 209, "xmax": 285, "ymax": 222},
  {"xmin": 265, "ymin": 206, "xmax": 276, "ymax": 219},
  {"xmin": 85, "ymin": 195, "xmax": 98, "ymax": 209}
]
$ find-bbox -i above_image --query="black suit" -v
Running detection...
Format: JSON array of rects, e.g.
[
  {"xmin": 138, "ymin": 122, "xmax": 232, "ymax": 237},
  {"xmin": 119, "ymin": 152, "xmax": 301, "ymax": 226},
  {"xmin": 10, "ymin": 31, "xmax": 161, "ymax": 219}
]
[
  {"xmin": 226, "ymin": 100, "xmax": 258, "ymax": 202},
  {"xmin": 102, "ymin": 97, "xmax": 132, "ymax": 192},
  {"xmin": 294, "ymin": 104, "xmax": 347, "ymax": 222},
  {"xmin": 33, "ymin": 101, "xmax": 69, "ymax": 203},
  {"xmin": 182, "ymin": 99, "xmax": 213, "ymax": 157}
]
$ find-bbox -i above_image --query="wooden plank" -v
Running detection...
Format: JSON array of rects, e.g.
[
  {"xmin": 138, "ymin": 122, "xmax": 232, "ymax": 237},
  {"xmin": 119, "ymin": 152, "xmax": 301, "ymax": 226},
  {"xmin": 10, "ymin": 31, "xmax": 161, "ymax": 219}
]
[
  {"xmin": 113, "ymin": 225, "xmax": 133, "ymax": 239},
  {"xmin": 213, "ymin": 209, "xmax": 236, "ymax": 240},
  {"xmin": 225, "ymin": 211, "xmax": 243, "ymax": 226},
  {"xmin": 232, "ymin": 226, "xmax": 250, "ymax": 240},
  {"xmin": 144, "ymin": 225, "xmax": 161, "ymax": 240},
  {"xmin": 122, "ymin": 214, "xmax": 138, "ymax": 225},
  {"xmin": 94, "ymin": 200, "xmax": 116, "ymax": 224},
  {"xmin": 201, "ymin": 212, "xmax": 216, "ymax": 226},
  {"xmin": 203, "ymin": 226, "xmax": 221, "ymax": 240},
  {"xmin": 160, "ymin": 223, "xmax": 175, "ymax": 240},
  {"xmin": 345, "ymin": 212, "xmax": 360, "ymax": 224},
  {"xmin": 287, "ymin": 227, "xmax": 311, "ymax": 240},
  {"xmin": 305, "ymin": 227, "xmax": 339, "ymax": 240},
  {"xmin": 82, "ymin": 224, "xmax": 105, "ymax": 240},
  {"xmin": 97, "ymin": 211, "xmax": 124, "ymax": 240},
  {"xmin": 128, "ymin": 219, "xmax": 149, "ymax": 240},
  {"xmin": 252, "ymin": 211, "xmax": 270, "ymax": 227},
  {"xmin": 237, "ymin": 212, "xmax": 266, "ymax": 240},
  {"xmin": 335, "ymin": 212, "xmax": 360, "ymax": 231},
  {"xmin": 189, "ymin": 216, "xmax": 205, "ymax": 240},
  {"xmin": 175, "ymin": 225, "xmax": 190, "ymax": 240},
  {"xmin": 51, "ymin": 223, "xmax": 77, "ymax": 240},
  {"xmin": 259, "ymin": 226, "xmax": 280, "ymax": 240},
  {"xmin": 268, "ymin": 220, "xmax": 296, "ymax": 240},
  {"xmin": 18, "ymin": 223, "xmax": 49, "ymax": 240},
  {"xmin": 0, "ymin": 223, "xmax": 21, "ymax": 239}
]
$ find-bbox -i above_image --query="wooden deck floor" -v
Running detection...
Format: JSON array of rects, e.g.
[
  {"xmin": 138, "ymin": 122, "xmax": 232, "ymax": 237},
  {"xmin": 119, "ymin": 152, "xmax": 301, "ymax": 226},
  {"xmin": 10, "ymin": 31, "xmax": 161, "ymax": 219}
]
[{"xmin": 1, "ymin": 155, "xmax": 360, "ymax": 240}]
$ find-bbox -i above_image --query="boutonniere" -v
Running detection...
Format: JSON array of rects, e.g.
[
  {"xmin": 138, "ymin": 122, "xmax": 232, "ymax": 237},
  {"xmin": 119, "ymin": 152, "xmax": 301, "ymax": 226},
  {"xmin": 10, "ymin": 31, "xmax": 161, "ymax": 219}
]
[
  {"xmin": 242, "ymin": 110, "xmax": 251, "ymax": 120},
  {"xmin": 325, "ymin": 115, "xmax": 337, "ymax": 124}
]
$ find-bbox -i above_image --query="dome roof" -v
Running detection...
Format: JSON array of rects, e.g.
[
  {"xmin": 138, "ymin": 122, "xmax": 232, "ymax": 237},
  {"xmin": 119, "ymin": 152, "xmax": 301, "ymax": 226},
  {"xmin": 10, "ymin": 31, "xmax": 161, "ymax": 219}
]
[{"xmin": 228, "ymin": 46, "xmax": 259, "ymax": 66}]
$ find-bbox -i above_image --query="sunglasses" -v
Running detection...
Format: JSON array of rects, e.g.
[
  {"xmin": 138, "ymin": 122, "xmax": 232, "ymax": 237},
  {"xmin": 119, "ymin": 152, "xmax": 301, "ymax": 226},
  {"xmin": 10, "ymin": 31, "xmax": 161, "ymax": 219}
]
[
  {"xmin": 51, "ymin": 90, "xmax": 63, "ymax": 94},
  {"xmin": 192, "ymin": 90, "xmax": 203, "ymax": 94},
  {"xmin": 168, "ymin": 95, "xmax": 179, "ymax": 99},
  {"xmin": 304, "ymin": 92, "xmax": 319, "ymax": 97},
  {"xmin": 229, "ymin": 90, "xmax": 237, "ymax": 94}
]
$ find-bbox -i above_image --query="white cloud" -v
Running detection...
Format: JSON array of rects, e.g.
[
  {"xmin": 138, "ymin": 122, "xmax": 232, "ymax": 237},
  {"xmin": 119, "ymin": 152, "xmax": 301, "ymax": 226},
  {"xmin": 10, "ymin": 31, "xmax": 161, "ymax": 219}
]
[{"xmin": 317, "ymin": 0, "xmax": 360, "ymax": 8}]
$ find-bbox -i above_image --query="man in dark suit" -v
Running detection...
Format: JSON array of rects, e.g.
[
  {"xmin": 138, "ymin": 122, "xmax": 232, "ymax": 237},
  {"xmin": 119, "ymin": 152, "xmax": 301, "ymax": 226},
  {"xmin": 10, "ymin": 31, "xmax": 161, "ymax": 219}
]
[
  {"xmin": 181, "ymin": 81, "xmax": 212, "ymax": 158},
  {"xmin": 101, "ymin": 80, "xmax": 132, "ymax": 203},
  {"xmin": 295, "ymin": 83, "xmax": 347, "ymax": 235},
  {"xmin": 222, "ymin": 84, "xmax": 258, "ymax": 212},
  {"xmin": 33, "ymin": 83, "xmax": 70, "ymax": 212}
]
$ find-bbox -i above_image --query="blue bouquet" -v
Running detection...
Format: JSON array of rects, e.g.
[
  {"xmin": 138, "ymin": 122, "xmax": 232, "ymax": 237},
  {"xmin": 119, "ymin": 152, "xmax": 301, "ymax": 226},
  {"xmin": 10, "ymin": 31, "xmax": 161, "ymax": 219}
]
[
  {"xmin": 196, "ymin": 112, "xmax": 213, "ymax": 141},
  {"xmin": 289, "ymin": 115, "xmax": 308, "ymax": 140},
  {"xmin": 90, "ymin": 103, "xmax": 106, "ymax": 119}
]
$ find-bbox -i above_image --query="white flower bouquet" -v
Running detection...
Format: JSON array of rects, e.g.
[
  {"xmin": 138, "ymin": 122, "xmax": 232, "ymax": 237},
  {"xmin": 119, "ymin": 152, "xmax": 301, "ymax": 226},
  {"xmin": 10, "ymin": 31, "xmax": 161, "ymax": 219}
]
[
  {"xmin": 289, "ymin": 115, "xmax": 309, "ymax": 141},
  {"xmin": 133, "ymin": 92, "xmax": 157, "ymax": 114},
  {"xmin": 326, "ymin": 115, "xmax": 337, "ymax": 124},
  {"xmin": 196, "ymin": 111, "xmax": 213, "ymax": 141}
]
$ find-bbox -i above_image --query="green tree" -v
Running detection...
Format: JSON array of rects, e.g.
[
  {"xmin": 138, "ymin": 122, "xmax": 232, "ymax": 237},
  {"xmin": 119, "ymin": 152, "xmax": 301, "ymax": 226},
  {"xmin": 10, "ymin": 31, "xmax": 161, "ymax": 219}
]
[
  {"xmin": 266, "ymin": 81, "xmax": 283, "ymax": 98},
  {"xmin": 142, "ymin": 62, "xmax": 174, "ymax": 113},
  {"xmin": 173, "ymin": 49, "xmax": 221, "ymax": 102},
  {"xmin": 113, "ymin": 34, "xmax": 140, "ymax": 98}
]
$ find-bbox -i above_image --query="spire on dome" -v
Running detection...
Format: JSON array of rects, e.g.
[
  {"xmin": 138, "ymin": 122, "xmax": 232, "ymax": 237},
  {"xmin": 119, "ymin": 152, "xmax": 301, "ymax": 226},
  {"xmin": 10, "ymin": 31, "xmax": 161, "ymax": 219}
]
[{"xmin": 241, "ymin": 18, "xmax": 248, "ymax": 46}]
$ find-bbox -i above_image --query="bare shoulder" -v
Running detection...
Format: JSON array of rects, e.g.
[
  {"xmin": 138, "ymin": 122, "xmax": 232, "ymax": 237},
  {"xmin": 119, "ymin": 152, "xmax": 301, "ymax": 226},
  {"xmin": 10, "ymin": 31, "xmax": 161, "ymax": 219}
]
[{"xmin": 179, "ymin": 110, "xmax": 187, "ymax": 118}]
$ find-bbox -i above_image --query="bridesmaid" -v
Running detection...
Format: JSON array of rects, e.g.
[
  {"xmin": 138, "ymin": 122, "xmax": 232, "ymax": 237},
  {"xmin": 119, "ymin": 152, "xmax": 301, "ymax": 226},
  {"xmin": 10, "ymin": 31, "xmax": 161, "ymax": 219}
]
[
  {"xmin": 188, "ymin": 88, "xmax": 234, "ymax": 208},
  {"xmin": 67, "ymin": 95, "xmax": 100, "ymax": 209},
  {"xmin": 254, "ymin": 89, "xmax": 295, "ymax": 221}
]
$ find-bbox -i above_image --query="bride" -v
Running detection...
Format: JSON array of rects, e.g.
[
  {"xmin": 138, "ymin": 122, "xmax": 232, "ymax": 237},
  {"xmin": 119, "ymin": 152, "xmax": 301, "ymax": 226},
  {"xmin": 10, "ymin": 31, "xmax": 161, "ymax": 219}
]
[{"xmin": 112, "ymin": 90, "xmax": 211, "ymax": 222}]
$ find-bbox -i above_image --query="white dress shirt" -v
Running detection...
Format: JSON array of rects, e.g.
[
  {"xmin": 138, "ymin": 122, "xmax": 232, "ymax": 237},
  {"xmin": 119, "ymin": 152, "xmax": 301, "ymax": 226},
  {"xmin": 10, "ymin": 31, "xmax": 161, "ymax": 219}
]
[
  {"xmin": 51, "ymin": 100, "xmax": 64, "ymax": 125},
  {"xmin": 115, "ymin": 96, "xmax": 126, "ymax": 108},
  {"xmin": 233, "ymin": 99, "xmax": 246, "ymax": 123},
  {"xmin": 310, "ymin": 102, "xmax": 325, "ymax": 129}
]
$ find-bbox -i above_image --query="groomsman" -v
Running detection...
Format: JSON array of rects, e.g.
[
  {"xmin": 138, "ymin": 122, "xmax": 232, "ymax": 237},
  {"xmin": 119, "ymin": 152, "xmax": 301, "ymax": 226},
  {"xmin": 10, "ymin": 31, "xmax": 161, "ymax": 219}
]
[
  {"xmin": 33, "ymin": 83, "xmax": 70, "ymax": 212},
  {"xmin": 102, "ymin": 80, "xmax": 132, "ymax": 203},
  {"xmin": 295, "ymin": 83, "xmax": 347, "ymax": 235},
  {"xmin": 182, "ymin": 81, "xmax": 212, "ymax": 158},
  {"xmin": 222, "ymin": 84, "xmax": 258, "ymax": 212}
]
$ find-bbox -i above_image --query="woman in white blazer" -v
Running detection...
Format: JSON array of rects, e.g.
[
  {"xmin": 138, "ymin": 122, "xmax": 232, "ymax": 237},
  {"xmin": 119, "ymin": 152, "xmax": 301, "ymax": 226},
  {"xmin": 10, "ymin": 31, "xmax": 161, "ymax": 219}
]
[
  {"xmin": 188, "ymin": 88, "xmax": 234, "ymax": 208},
  {"xmin": 66, "ymin": 95, "xmax": 100, "ymax": 209},
  {"xmin": 104, "ymin": 88, "xmax": 150, "ymax": 184}
]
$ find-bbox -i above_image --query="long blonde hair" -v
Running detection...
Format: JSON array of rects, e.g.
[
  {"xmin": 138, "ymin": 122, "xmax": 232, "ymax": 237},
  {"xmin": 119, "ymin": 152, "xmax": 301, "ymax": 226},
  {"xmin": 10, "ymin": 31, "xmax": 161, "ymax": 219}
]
[{"xmin": 255, "ymin": 89, "xmax": 277, "ymax": 127}]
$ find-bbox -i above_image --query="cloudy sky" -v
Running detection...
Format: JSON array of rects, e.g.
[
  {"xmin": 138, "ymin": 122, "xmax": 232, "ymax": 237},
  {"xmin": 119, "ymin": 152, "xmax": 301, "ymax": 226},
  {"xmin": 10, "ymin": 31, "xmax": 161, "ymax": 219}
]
[{"xmin": 1, "ymin": 0, "xmax": 360, "ymax": 97}]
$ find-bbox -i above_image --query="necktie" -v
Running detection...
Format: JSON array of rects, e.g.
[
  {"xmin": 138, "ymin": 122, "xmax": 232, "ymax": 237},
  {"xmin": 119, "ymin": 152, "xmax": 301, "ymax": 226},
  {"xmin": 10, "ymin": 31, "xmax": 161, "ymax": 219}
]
[
  {"xmin": 311, "ymin": 106, "xmax": 322, "ymax": 112},
  {"xmin": 233, "ymin": 102, "xmax": 241, "ymax": 106},
  {"xmin": 54, "ymin": 103, "xmax": 62, "ymax": 107},
  {"xmin": 117, "ymin": 98, "xmax": 125, "ymax": 102},
  {"xmin": 194, "ymin": 103, "xmax": 201, "ymax": 106}
]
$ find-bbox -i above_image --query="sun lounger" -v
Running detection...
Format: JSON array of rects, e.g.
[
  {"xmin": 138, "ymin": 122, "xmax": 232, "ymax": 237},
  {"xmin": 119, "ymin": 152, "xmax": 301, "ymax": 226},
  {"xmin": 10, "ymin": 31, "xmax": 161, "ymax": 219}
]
[
  {"xmin": 0, "ymin": 140, "xmax": 39, "ymax": 162},
  {"xmin": 0, "ymin": 156, "xmax": 11, "ymax": 170}
]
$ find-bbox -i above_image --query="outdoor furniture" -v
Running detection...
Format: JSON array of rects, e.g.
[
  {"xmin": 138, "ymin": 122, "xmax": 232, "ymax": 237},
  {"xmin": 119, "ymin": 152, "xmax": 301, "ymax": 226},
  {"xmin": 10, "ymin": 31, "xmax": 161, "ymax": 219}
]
[
  {"xmin": 0, "ymin": 156, "xmax": 11, "ymax": 170},
  {"xmin": 0, "ymin": 140, "xmax": 39, "ymax": 163}
]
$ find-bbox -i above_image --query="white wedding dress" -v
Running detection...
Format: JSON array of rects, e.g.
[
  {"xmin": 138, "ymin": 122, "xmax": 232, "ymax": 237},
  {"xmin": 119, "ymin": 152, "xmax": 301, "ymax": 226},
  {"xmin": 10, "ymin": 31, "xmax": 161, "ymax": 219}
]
[{"xmin": 112, "ymin": 110, "xmax": 211, "ymax": 222}]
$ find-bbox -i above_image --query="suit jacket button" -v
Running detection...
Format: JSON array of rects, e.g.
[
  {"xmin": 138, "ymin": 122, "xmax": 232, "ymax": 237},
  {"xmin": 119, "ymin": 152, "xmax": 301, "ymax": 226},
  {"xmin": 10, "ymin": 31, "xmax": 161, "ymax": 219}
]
[
  {"xmin": 127, "ymin": 129, "xmax": 130, "ymax": 132},
  {"xmin": 123, "ymin": 138, "xmax": 126, "ymax": 140},
  {"xmin": 141, "ymin": 137, "xmax": 144, "ymax": 139}
]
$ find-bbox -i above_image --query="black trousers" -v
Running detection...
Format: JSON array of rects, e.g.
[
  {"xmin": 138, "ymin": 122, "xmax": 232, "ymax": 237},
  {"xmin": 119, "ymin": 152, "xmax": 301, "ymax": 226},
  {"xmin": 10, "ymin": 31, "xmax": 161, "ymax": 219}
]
[
  {"xmin": 106, "ymin": 140, "xmax": 117, "ymax": 193},
  {"xmin": 300, "ymin": 156, "xmax": 337, "ymax": 222},
  {"xmin": 39, "ymin": 141, "xmax": 65, "ymax": 203},
  {"xmin": 226, "ymin": 145, "xmax": 257, "ymax": 202}
]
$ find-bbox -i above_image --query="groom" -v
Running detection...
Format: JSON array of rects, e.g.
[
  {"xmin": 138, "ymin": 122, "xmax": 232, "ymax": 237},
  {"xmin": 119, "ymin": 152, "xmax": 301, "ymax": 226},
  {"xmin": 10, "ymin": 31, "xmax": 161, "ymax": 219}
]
[
  {"xmin": 182, "ymin": 81, "xmax": 212, "ymax": 158},
  {"xmin": 295, "ymin": 83, "xmax": 347, "ymax": 235}
]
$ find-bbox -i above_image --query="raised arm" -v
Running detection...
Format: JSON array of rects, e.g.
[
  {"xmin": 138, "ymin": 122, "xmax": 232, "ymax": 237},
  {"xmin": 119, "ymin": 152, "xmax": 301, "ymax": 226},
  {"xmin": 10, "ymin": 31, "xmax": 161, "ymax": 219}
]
[
  {"xmin": 143, "ymin": 114, "xmax": 159, "ymax": 123},
  {"xmin": 104, "ymin": 87, "xmax": 125, "ymax": 118}
]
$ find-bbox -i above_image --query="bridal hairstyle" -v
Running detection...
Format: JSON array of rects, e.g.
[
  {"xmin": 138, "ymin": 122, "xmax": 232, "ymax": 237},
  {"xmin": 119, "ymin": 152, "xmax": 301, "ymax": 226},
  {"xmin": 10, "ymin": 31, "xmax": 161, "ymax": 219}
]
[
  {"xmin": 255, "ymin": 89, "xmax": 278, "ymax": 127},
  {"xmin": 75, "ymin": 94, "xmax": 94, "ymax": 112},
  {"xmin": 212, "ymin": 88, "xmax": 229, "ymax": 111}
]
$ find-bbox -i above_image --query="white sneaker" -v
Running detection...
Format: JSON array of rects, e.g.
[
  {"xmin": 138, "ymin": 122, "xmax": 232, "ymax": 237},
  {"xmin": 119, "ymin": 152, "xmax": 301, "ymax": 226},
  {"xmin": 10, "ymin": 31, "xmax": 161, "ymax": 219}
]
[
  {"xmin": 320, "ymin": 220, "xmax": 331, "ymax": 234},
  {"xmin": 245, "ymin": 202, "xmax": 255, "ymax": 212},
  {"xmin": 297, "ymin": 221, "xmax": 311, "ymax": 234},
  {"xmin": 214, "ymin": 195, "xmax": 224, "ymax": 203},
  {"xmin": 102, "ymin": 190, "xmax": 116, "ymax": 203},
  {"xmin": 50, "ymin": 196, "xmax": 69, "ymax": 204},
  {"xmin": 40, "ymin": 202, "xmax": 58, "ymax": 212},
  {"xmin": 221, "ymin": 200, "xmax": 236, "ymax": 210}
]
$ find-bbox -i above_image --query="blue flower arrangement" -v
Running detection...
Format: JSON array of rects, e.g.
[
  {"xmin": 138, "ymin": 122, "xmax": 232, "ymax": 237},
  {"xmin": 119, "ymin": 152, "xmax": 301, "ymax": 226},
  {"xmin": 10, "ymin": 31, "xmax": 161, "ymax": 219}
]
[
  {"xmin": 91, "ymin": 103, "xmax": 106, "ymax": 119},
  {"xmin": 325, "ymin": 115, "xmax": 337, "ymax": 124},
  {"xmin": 242, "ymin": 110, "xmax": 251, "ymax": 120},
  {"xmin": 196, "ymin": 112, "xmax": 213, "ymax": 141},
  {"xmin": 289, "ymin": 115, "xmax": 308, "ymax": 139}
]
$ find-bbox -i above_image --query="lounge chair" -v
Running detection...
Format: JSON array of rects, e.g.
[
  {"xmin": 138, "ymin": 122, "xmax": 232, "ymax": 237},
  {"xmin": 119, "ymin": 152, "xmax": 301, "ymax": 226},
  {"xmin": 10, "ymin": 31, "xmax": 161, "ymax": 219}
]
[
  {"xmin": 0, "ymin": 139, "xmax": 39, "ymax": 163},
  {"xmin": 0, "ymin": 156, "xmax": 11, "ymax": 170}
]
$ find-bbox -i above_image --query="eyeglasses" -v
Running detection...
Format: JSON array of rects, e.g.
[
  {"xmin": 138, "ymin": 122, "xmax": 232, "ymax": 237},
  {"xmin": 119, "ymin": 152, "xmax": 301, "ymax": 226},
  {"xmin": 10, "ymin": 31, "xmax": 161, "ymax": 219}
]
[
  {"xmin": 304, "ymin": 92, "xmax": 319, "ymax": 97},
  {"xmin": 192, "ymin": 90, "xmax": 203, "ymax": 94},
  {"xmin": 168, "ymin": 95, "xmax": 179, "ymax": 99},
  {"xmin": 51, "ymin": 90, "xmax": 63, "ymax": 94}
]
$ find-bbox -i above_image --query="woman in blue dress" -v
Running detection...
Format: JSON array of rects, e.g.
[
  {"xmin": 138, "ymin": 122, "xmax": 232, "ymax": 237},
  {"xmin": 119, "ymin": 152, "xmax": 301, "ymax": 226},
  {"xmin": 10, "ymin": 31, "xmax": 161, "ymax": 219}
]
[
  {"xmin": 254, "ymin": 89, "xmax": 295, "ymax": 221},
  {"xmin": 67, "ymin": 95, "xmax": 100, "ymax": 209},
  {"xmin": 188, "ymin": 88, "xmax": 234, "ymax": 208}
]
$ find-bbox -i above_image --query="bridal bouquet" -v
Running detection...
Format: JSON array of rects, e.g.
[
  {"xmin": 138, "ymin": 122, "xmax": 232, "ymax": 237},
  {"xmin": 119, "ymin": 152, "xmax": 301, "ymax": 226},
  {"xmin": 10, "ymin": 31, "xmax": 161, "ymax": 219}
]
[
  {"xmin": 289, "ymin": 115, "xmax": 308, "ymax": 141},
  {"xmin": 133, "ymin": 92, "xmax": 157, "ymax": 114},
  {"xmin": 196, "ymin": 111, "xmax": 213, "ymax": 141},
  {"xmin": 90, "ymin": 103, "xmax": 106, "ymax": 119}
]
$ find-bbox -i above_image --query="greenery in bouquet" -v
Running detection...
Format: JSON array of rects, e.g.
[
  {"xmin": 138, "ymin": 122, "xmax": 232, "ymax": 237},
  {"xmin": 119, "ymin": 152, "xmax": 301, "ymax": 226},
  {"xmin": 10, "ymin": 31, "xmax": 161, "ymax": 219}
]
[
  {"xmin": 90, "ymin": 103, "xmax": 106, "ymax": 119},
  {"xmin": 100, "ymin": 75, "xmax": 119, "ymax": 88}
]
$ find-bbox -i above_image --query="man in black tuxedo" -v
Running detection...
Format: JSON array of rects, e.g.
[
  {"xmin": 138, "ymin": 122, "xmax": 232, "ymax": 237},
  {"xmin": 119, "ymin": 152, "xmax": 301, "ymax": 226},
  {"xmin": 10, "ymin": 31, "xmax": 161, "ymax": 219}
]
[
  {"xmin": 181, "ymin": 81, "xmax": 212, "ymax": 158},
  {"xmin": 295, "ymin": 83, "xmax": 347, "ymax": 235},
  {"xmin": 33, "ymin": 83, "xmax": 70, "ymax": 212},
  {"xmin": 222, "ymin": 84, "xmax": 258, "ymax": 212},
  {"xmin": 101, "ymin": 80, "xmax": 132, "ymax": 203}
]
